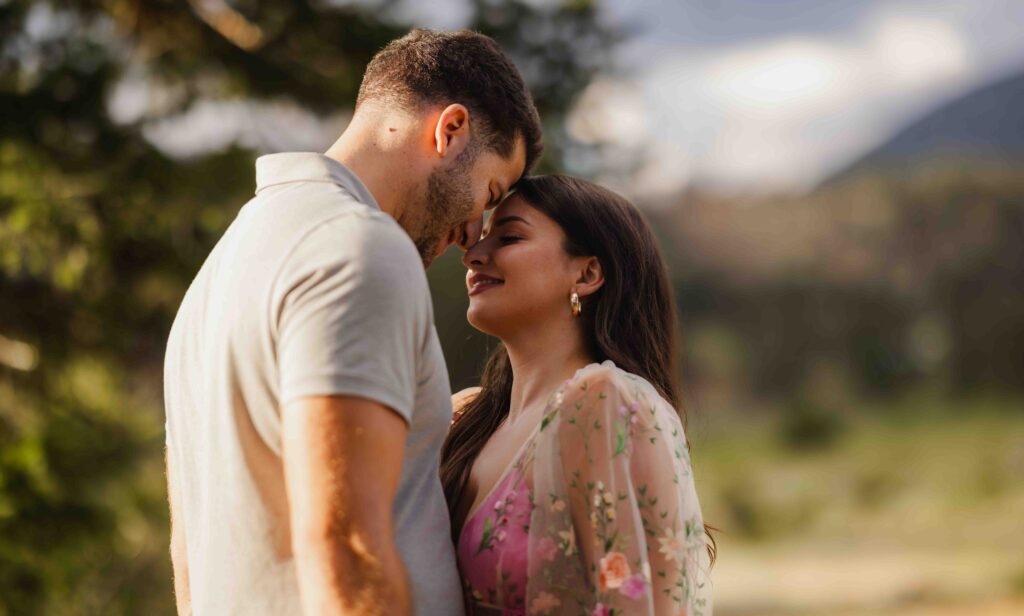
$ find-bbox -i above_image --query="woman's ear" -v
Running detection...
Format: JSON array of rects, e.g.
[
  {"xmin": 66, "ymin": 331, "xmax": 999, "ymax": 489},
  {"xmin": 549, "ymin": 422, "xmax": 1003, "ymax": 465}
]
[{"xmin": 575, "ymin": 256, "xmax": 604, "ymax": 298}]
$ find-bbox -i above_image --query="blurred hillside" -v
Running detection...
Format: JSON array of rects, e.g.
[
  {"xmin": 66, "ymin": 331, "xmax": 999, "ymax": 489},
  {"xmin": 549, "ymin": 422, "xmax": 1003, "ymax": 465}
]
[
  {"xmin": 663, "ymin": 166, "xmax": 1024, "ymax": 404},
  {"xmin": 829, "ymin": 70, "xmax": 1024, "ymax": 183}
]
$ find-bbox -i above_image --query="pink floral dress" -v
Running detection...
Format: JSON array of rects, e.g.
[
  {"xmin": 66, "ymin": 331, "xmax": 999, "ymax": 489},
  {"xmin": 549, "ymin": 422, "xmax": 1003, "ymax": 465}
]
[{"xmin": 456, "ymin": 361, "xmax": 713, "ymax": 616}]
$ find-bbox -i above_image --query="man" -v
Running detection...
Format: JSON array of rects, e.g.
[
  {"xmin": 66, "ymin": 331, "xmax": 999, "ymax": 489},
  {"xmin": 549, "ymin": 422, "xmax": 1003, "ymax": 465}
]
[{"xmin": 163, "ymin": 29, "xmax": 542, "ymax": 615}]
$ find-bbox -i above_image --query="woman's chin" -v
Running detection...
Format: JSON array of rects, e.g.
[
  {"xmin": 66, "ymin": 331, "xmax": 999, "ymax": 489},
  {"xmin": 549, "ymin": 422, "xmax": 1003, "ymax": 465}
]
[{"xmin": 466, "ymin": 304, "xmax": 505, "ymax": 338}]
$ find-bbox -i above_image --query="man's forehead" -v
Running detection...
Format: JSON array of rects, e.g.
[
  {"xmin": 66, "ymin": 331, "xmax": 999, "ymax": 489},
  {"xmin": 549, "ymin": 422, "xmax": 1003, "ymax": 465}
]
[
  {"xmin": 509, "ymin": 135, "xmax": 528, "ymax": 181},
  {"xmin": 493, "ymin": 135, "xmax": 528, "ymax": 191}
]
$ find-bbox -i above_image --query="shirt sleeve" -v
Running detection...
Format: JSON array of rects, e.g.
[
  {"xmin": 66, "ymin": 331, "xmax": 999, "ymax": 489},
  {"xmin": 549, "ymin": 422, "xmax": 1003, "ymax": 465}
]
[
  {"xmin": 526, "ymin": 363, "xmax": 713, "ymax": 616},
  {"xmin": 273, "ymin": 213, "xmax": 430, "ymax": 423}
]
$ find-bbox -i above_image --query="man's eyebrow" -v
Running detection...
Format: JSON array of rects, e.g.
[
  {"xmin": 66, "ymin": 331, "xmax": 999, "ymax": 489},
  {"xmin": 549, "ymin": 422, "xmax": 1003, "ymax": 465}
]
[{"xmin": 492, "ymin": 215, "xmax": 531, "ymax": 228}]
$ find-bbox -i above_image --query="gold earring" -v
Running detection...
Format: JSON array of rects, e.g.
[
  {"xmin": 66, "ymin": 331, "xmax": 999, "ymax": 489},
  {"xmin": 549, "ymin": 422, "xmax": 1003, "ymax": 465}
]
[{"xmin": 570, "ymin": 291, "xmax": 582, "ymax": 317}]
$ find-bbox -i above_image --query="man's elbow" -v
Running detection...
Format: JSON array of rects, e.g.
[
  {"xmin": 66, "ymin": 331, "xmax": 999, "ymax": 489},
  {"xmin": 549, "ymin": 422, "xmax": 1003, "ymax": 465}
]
[
  {"xmin": 291, "ymin": 517, "xmax": 395, "ymax": 572},
  {"xmin": 290, "ymin": 516, "xmax": 410, "ymax": 614}
]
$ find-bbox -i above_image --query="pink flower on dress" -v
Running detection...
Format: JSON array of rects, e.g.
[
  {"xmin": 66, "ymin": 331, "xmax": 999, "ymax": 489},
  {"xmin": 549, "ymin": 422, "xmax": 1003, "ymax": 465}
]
[
  {"xmin": 629, "ymin": 400, "xmax": 641, "ymax": 412},
  {"xmin": 598, "ymin": 551, "xmax": 631, "ymax": 590},
  {"xmin": 591, "ymin": 603, "xmax": 610, "ymax": 616},
  {"xmin": 495, "ymin": 529, "xmax": 507, "ymax": 543},
  {"xmin": 529, "ymin": 591, "xmax": 561, "ymax": 615},
  {"xmin": 537, "ymin": 536, "xmax": 558, "ymax": 561},
  {"xmin": 619, "ymin": 574, "xmax": 647, "ymax": 600}
]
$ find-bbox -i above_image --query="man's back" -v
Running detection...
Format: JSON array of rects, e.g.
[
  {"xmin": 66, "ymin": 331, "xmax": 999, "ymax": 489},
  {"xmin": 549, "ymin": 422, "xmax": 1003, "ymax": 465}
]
[{"xmin": 163, "ymin": 153, "xmax": 464, "ymax": 615}]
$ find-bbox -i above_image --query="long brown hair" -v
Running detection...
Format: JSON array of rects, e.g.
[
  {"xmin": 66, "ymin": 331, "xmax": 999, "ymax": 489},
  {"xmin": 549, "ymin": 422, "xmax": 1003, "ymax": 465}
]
[{"xmin": 439, "ymin": 175, "xmax": 716, "ymax": 564}]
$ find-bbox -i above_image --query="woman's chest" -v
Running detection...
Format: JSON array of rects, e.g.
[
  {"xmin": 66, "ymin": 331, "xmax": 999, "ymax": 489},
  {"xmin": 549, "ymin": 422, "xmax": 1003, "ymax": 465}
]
[{"xmin": 466, "ymin": 419, "xmax": 539, "ymax": 514}]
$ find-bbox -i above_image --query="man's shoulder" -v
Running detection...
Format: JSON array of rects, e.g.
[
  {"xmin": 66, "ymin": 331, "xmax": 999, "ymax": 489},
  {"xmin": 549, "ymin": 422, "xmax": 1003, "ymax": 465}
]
[
  {"xmin": 310, "ymin": 209, "xmax": 421, "ymax": 273},
  {"xmin": 269, "ymin": 187, "xmax": 419, "ymax": 274}
]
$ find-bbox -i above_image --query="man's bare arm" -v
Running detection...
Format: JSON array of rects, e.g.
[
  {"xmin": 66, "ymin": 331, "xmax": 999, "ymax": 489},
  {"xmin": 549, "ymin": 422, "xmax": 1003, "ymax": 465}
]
[
  {"xmin": 282, "ymin": 395, "xmax": 411, "ymax": 616},
  {"xmin": 166, "ymin": 448, "xmax": 192, "ymax": 616}
]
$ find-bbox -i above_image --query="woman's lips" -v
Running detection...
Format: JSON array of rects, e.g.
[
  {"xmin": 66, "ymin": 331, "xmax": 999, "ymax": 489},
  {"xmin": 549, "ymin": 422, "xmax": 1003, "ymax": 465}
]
[{"xmin": 468, "ymin": 274, "xmax": 504, "ymax": 297}]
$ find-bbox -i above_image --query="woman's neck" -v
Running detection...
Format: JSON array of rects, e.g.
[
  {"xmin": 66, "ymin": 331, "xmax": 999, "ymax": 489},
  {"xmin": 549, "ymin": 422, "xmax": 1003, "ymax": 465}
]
[{"xmin": 502, "ymin": 319, "xmax": 595, "ymax": 424}]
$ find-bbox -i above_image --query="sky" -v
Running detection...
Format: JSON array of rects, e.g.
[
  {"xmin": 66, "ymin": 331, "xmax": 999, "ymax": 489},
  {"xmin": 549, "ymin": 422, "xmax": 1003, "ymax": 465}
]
[
  {"xmin": 578, "ymin": 0, "xmax": 1024, "ymax": 196},
  {"xmin": 119, "ymin": 0, "xmax": 1024, "ymax": 197}
]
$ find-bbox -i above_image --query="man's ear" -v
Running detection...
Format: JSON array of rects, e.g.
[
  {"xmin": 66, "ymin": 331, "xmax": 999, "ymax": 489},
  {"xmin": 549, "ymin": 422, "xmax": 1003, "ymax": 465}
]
[
  {"xmin": 434, "ymin": 103, "xmax": 470, "ymax": 158},
  {"xmin": 575, "ymin": 256, "xmax": 604, "ymax": 298}
]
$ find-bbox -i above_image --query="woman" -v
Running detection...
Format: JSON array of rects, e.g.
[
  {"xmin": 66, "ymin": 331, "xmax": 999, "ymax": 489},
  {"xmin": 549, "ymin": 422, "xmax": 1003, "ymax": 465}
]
[{"xmin": 440, "ymin": 175, "xmax": 714, "ymax": 616}]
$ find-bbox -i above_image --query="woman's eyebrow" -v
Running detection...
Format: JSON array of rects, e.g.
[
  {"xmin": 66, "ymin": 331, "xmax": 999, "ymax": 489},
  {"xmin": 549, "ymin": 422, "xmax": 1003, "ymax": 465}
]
[{"xmin": 492, "ymin": 215, "xmax": 531, "ymax": 228}]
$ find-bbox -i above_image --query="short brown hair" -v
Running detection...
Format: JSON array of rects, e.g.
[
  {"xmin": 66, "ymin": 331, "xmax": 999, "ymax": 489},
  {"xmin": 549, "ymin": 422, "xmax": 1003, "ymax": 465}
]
[{"xmin": 357, "ymin": 29, "xmax": 543, "ymax": 173}]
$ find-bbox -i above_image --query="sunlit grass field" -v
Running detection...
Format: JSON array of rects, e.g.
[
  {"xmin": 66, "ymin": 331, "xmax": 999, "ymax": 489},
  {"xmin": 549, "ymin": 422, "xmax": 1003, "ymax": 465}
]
[{"xmin": 692, "ymin": 394, "xmax": 1024, "ymax": 615}]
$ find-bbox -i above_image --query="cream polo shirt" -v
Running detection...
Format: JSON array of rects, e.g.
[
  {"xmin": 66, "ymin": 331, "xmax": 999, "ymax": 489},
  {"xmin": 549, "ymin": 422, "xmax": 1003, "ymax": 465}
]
[{"xmin": 164, "ymin": 152, "xmax": 464, "ymax": 615}]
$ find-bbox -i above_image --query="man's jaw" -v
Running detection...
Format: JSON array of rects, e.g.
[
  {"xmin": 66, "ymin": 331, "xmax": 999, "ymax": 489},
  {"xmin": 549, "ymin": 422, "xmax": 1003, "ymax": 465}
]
[{"xmin": 420, "ymin": 229, "xmax": 457, "ymax": 268}]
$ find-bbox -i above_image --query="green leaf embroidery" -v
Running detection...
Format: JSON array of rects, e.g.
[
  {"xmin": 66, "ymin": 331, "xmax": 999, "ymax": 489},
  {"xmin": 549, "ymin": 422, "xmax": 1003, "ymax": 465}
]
[
  {"xmin": 540, "ymin": 410, "xmax": 558, "ymax": 431},
  {"xmin": 475, "ymin": 516, "xmax": 493, "ymax": 556},
  {"xmin": 614, "ymin": 424, "xmax": 627, "ymax": 457}
]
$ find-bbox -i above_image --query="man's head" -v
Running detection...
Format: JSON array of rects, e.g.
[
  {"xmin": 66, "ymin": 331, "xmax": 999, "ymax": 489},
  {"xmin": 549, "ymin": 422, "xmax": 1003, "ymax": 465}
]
[{"xmin": 355, "ymin": 29, "xmax": 543, "ymax": 266}]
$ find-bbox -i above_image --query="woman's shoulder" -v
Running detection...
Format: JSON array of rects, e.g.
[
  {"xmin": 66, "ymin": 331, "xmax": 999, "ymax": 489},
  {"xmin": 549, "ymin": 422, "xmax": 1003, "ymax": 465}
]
[
  {"xmin": 554, "ymin": 360, "xmax": 677, "ymax": 424},
  {"xmin": 451, "ymin": 386, "xmax": 482, "ymax": 423},
  {"xmin": 562, "ymin": 360, "xmax": 664, "ymax": 402},
  {"xmin": 549, "ymin": 361, "xmax": 691, "ymax": 459},
  {"xmin": 452, "ymin": 386, "xmax": 482, "ymax": 407}
]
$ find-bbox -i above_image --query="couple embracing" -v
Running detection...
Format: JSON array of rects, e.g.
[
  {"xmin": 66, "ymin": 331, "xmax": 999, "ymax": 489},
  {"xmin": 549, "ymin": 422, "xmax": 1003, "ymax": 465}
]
[{"xmin": 163, "ymin": 28, "xmax": 713, "ymax": 616}]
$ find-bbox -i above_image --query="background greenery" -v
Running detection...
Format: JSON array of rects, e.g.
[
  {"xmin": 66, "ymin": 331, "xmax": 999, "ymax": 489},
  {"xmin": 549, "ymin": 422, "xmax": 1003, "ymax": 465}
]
[{"xmin": 1, "ymin": 1, "xmax": 1021, "ymax": 614}]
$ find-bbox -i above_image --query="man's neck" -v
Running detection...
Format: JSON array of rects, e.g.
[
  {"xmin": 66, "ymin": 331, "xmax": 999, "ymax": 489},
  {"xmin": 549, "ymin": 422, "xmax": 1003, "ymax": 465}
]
[{"xmin": 324, "ymin": 114, "xmax": 417, "ymax": 222}]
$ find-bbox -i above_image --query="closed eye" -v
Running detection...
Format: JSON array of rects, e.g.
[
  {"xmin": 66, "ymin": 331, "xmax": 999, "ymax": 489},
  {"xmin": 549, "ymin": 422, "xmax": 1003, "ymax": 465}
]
[{"xmin": 499, "ymin": 235, "xmax": 523, "ymax": 245}]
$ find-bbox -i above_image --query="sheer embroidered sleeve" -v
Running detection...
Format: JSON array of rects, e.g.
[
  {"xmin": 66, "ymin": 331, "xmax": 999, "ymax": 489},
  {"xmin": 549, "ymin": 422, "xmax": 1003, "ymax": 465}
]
[{"xmin": 525, "ymin": 362, "xmax": 712, "ymax": 616}]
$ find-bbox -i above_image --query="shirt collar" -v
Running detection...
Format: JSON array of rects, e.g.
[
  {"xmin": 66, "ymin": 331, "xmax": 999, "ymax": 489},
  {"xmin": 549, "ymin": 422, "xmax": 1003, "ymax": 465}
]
[{"xmin": 254, "ymin": 152, "xmax": 381, "ymax": 211}]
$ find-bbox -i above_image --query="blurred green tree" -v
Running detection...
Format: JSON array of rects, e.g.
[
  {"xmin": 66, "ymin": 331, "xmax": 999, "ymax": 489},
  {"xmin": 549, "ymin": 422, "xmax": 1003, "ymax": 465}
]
[{"xmin": 0, "ymin": 1, "xmax": 616, "ymax": 612}]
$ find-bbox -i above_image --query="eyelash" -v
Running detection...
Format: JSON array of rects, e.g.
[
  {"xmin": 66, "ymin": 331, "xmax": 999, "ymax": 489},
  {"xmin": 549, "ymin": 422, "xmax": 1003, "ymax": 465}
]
[{"xmin": 498, "ymin": 235, "xmax": 523, "ymax": 245}]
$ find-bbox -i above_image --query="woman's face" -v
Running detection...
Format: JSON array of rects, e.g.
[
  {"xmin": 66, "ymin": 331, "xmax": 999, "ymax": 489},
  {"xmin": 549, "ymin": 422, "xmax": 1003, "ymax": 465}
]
[{"xmin": 462, "ymin": 194, "xmax": 580, "ymax": 338}]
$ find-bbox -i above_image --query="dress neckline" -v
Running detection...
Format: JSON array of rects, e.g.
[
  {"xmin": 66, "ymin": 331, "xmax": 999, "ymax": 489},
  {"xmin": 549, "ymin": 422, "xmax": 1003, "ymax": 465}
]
[
  {"xmin": 456, "ymin": 360, "xmax": 617, "ymax": 541},
  {"xmin": 458, "ymin": 418, "xmax": 542, "ymax": 542}
]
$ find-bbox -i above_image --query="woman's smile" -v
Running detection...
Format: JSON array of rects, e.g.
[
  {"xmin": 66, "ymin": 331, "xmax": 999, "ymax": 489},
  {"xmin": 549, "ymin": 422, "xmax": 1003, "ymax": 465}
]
[{"xmin": 467, "ymin": 271, "xmax": 505, "ymax": 296}]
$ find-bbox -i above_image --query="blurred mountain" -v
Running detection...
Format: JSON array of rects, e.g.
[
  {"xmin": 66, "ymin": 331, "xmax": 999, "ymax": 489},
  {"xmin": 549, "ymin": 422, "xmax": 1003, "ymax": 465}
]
[{"xmin": 825, "ymin": 69, "xmax": 1024, "ymax": 184}]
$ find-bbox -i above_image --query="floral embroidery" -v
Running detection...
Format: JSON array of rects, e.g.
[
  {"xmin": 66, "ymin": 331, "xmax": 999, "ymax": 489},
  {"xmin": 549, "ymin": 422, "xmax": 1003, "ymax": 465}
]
[
  {"xmin": 599, "ymin": 552, "xmax": 631, "ymax": 590},
  {"xmin": 457, "ymin": 362, "xmax": 712, "ymax": 616},
  {"xmin": 619, "ymin": 574, "xmax": 647, "ymax": 600},
  {"xmin": 557, "ymin": 529, "xmax": 577, "ymax": 556},
  {"xmin": 529, "ymin": 591, "xmax": 560, "ymax": 614},
  {"xmin": 537, "ymin": 536, "xmax": 558, "ymax": 561},
  {"xmin": 658, "ymin": 526, "xmax": 687, "ymax": 563}
]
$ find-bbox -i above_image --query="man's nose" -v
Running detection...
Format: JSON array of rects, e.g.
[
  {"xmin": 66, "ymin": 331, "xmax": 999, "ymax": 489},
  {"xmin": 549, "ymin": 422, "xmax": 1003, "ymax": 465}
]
[
  {"xmin": 461, "ymin": 236, "xmax": 488, "ymax": 268},
  {"xmin": 457, "ymin": 218, "xmax": 484, "ymax": 251}
]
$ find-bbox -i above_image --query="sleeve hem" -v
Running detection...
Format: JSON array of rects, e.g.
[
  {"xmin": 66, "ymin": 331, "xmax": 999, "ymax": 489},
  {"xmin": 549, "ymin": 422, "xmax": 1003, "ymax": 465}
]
[{"xmin": 281, "ymin": 374, "xmax": 414, "ymax": 424}]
